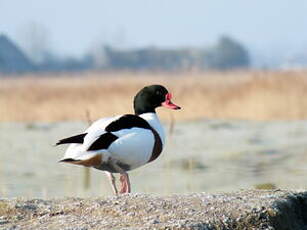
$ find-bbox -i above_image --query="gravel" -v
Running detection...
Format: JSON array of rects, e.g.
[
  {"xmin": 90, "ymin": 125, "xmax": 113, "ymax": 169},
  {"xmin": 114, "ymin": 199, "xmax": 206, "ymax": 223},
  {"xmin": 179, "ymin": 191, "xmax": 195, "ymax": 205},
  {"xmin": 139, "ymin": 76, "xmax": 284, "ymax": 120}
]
[{"xmin": 1, "ymin": 189, "xmax": 307, "ymax": 230}]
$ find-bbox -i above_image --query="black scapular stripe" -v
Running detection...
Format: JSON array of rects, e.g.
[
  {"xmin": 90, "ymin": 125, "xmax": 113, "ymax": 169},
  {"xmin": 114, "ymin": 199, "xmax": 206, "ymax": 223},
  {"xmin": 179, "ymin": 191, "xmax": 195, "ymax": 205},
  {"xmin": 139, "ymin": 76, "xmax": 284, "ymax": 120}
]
[
  {"xmin": 56, "ymin": 133, "xmax": 87, "ymax": 145},
  {"xmin": 88, "ymin": 133, "xmax": 118, "ymax": 151},
  {"xmin": 105, "ymin": 114, "xmax": 151, "ymax": 132}
]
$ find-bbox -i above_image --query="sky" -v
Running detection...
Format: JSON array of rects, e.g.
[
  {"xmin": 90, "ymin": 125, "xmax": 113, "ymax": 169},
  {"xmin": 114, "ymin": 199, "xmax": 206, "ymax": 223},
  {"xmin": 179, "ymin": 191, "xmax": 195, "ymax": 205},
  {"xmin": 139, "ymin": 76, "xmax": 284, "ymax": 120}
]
[{"xmin": 1, "ymin": 0, "xmax": 307, "ymax": 63}]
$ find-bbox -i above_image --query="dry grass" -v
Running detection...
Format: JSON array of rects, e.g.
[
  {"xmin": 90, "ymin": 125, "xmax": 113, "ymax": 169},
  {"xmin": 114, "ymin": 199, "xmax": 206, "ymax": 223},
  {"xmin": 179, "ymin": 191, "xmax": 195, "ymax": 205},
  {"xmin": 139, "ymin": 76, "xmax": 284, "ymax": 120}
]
[{"xmin": 1, "ymin": 70, "xmax": 307, "ymax": 122}]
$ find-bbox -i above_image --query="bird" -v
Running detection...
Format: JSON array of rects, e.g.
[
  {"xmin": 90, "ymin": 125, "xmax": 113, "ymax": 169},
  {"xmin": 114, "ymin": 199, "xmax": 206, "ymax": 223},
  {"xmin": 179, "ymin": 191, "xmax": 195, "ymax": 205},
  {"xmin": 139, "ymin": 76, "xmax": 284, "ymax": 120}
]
[{"xmin": 56, "ymin": 85, "xmax": 181, "ymax": 195}]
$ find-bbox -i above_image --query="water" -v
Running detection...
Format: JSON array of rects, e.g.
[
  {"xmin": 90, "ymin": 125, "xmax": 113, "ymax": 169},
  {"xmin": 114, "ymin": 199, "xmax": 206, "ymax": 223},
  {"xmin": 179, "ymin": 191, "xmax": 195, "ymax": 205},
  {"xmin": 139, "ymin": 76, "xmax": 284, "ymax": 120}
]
[{"xmin": 1, "ymin": 119, "xmax": 307, "ymax": 198}]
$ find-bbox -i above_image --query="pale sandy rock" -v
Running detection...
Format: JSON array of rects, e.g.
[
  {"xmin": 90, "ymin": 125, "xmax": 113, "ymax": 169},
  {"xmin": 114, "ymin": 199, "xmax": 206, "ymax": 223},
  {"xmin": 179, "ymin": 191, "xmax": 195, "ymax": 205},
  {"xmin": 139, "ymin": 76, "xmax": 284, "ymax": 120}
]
[{"xmin": 0, "ymin": 190, "xmax": 307, "ymax": 230}]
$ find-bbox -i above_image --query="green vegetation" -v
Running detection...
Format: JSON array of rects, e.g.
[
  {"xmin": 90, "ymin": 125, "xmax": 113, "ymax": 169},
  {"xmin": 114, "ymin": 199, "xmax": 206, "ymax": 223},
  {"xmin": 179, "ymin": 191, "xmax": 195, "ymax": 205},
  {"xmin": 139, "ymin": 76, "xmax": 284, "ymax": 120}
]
[{"xmin": 254, "ymin": 183, "xmax": 277, "ymax": 190}]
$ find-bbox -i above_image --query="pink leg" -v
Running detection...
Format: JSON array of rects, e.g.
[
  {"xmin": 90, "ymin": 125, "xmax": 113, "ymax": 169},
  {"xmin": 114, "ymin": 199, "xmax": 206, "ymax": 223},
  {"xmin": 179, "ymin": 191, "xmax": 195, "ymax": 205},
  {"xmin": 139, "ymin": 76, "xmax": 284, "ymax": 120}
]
[
  {"xmin": 105, "ymin": 172, "xmax": 118, "ymax": 195},
  {"xmin": 109, "ymin": 160, "xmax": 131, "ymax": 194},
  {"xmin": 119, "ymin": 173, "xmax": 131, "ymax": 194}
]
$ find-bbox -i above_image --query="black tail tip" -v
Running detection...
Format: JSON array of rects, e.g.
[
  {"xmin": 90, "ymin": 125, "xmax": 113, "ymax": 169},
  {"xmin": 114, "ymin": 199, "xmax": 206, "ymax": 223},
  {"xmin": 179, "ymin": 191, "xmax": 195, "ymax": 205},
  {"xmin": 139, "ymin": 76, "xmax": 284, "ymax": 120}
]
[{"xmin": 58, "ymin": 158, "xmax": 77, "ymax": 163}]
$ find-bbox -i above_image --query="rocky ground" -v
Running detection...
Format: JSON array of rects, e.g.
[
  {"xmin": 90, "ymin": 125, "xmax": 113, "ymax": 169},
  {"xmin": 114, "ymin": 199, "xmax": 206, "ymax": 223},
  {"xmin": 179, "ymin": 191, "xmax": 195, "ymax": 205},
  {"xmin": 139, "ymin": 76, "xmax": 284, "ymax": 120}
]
[{"xmin": 1, "ymin": 190, "xmax": 307, "ymax": 230}]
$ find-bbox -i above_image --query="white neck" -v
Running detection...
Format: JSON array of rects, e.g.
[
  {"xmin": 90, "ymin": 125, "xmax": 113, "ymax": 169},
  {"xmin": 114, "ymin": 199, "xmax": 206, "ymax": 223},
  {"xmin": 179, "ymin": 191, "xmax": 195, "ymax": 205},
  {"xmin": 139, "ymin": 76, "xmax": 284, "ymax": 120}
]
[{"xmin": 139, "ymin": 112, "xmax": 165, "ymax": 146}]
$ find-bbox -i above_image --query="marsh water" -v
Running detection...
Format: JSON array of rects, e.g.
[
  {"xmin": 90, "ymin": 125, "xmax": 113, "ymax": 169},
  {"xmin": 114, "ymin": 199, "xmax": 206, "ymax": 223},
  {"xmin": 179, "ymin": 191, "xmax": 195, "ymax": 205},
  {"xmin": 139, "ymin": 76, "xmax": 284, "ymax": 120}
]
[{"xmin": 1, "ymin": 119, "xmax": 307, "ymax": 198}]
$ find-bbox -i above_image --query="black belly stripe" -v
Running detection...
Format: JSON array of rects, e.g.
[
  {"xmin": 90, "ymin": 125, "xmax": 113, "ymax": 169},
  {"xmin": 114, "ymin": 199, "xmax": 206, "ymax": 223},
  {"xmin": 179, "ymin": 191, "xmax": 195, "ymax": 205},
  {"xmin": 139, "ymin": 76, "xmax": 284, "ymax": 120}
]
[
  {"xmin": 94, "ymin": 161, "xmax": 131, "ymax": 173},
  {"xmin": 147, "ymin": 126, "xmax": 163, "ymax": 163}
]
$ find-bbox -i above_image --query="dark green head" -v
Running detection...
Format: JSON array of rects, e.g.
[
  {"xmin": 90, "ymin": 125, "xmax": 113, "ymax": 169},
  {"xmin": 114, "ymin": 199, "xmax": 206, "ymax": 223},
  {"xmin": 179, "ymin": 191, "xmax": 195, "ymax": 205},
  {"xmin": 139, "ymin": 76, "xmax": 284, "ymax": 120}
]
[{"xmin": 133, "ymin": 85, "xmax": 181, "ymax": 115}]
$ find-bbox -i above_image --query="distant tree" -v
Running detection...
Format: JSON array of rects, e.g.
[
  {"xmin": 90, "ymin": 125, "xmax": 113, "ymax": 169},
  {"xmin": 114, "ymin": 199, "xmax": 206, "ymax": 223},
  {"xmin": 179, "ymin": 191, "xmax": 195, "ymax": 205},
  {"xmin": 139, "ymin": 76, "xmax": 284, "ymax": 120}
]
[
  {"xmin": 207, "ymin": 36, "xmax": 250, "ymax": 70},
  {"xmin": 0, "ymin": 34, "xmax": 34, "ymax": 73},
  {"xmin": 37, "ymin": 51, "xmax": 93, "ymax": 72},
  {"xmin": 88, "ymin": 35, "xmax": 251, "ymax": 71}
]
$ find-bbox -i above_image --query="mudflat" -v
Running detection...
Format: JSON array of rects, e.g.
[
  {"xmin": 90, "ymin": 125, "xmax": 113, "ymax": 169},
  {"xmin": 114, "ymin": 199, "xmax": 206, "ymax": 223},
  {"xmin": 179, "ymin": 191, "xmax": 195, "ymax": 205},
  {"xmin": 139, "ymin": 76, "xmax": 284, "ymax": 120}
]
[{"xmin": 1, "ymin": 119, "xmax": 307, "ymax": 198}]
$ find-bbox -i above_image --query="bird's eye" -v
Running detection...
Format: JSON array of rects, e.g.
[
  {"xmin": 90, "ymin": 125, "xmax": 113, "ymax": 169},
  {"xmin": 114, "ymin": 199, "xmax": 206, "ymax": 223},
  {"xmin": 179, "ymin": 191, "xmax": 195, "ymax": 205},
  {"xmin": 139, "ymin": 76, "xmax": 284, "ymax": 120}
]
[{"xmin": 156, "ymin": 91, "xmax": 162, "ymax": 96}]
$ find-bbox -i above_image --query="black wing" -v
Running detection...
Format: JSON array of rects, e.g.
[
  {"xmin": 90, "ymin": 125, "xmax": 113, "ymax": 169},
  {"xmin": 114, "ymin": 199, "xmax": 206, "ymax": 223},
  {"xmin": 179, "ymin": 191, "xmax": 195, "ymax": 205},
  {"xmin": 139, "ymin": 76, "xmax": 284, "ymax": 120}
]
[
  {"xmin": 57, "ymin": 114, "xmax": 150, "ymax": 149},
  {"xmin": 87, "ymin": 133, "xmax": 118, "ymax": 151},
  {"xmin": 87, "ymin": 114, "xmax": 150, "ymax": 151},
  {"xmin": 56, "ymin": 133, "xmax": 87, "ymax": 145}
]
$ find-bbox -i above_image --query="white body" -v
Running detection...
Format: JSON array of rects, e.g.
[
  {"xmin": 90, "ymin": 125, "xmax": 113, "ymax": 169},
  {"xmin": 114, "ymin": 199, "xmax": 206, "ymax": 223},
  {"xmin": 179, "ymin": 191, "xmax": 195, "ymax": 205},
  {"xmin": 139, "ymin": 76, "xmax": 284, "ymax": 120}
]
[{"xmin": 61, "ymin": 113, "xmax": 165, "ymax": 170}]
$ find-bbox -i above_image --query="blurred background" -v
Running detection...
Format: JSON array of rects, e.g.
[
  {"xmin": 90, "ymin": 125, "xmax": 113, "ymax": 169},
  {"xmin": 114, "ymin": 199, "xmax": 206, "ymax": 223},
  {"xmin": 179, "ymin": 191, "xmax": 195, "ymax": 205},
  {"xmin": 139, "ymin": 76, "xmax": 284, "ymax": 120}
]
[{"xmin": 1, "ymin": 0, "xmax": 307, "ymax": 198}]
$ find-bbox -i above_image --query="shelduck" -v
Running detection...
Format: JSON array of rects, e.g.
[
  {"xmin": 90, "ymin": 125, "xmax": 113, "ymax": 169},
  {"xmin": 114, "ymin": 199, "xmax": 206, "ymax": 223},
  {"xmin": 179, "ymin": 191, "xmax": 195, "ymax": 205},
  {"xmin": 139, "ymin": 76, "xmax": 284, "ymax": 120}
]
[{"xmin": 56, "ymin": 85, "xmax": 181, "ymax": 194}]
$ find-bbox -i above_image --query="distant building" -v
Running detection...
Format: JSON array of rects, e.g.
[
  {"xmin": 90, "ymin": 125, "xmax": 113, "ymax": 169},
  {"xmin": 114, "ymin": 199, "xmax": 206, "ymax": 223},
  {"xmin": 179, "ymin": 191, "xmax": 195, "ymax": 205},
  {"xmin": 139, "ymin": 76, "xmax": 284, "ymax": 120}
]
[
  {"xmin": 0, "ymin": 34, "xmax": 34, "ymax": 73},
  {"xmin": 92, "ymin": 36, "xmax": 250, "ymax": 71}
]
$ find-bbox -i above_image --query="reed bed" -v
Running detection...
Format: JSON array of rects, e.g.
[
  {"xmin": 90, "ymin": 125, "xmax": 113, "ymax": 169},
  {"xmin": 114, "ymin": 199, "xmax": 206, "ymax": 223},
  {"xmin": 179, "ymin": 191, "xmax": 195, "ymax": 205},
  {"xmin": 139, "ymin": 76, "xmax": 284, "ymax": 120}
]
[{"xmin": 1, "ymin": 70, "xmax": 307, "ymax": 121}]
